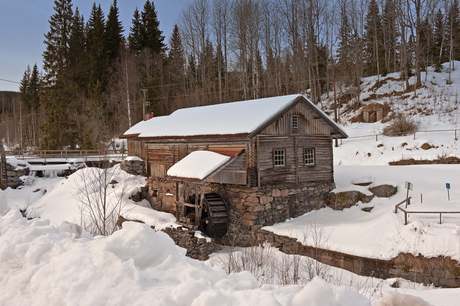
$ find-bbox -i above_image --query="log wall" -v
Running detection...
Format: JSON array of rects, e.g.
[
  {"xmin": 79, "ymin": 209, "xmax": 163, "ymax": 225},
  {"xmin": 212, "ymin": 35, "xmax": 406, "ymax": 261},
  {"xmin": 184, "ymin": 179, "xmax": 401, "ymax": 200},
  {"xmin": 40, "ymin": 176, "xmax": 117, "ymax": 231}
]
[{"xmin": 257, "ymin": 136, "xmax": 333, "ymax": 186}]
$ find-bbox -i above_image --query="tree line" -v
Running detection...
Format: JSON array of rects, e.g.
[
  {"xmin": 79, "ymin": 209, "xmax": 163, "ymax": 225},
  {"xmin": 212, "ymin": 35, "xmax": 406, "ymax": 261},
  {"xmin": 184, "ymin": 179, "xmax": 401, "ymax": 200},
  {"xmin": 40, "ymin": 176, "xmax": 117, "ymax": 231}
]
[{"xmin": 14, "ymin": 0, "xmax": 460, "ymax": 150}]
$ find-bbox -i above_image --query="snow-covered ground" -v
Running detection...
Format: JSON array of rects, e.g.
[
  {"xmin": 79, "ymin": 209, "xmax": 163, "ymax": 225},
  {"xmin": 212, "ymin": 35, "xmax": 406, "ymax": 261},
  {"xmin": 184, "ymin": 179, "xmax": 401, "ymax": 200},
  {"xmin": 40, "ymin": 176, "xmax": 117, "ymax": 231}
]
[{"xmin": 3, "ymin": 63, "xmax": 460, "ymax": 304}]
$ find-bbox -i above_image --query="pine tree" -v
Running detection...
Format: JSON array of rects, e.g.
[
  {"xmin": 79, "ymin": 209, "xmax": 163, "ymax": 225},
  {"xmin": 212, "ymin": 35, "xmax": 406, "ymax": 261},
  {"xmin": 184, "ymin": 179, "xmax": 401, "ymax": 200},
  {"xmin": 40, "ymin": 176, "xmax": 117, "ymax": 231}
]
[{"xmin": 105, "ymin": 0, "xmax": 124, "ymax": 64}]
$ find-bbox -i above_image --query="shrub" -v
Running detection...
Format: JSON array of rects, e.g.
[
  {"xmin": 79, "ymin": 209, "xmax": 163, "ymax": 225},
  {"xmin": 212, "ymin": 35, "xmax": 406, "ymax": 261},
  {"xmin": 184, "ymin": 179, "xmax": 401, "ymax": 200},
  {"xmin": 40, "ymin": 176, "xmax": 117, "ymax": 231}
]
[{"xmin": 382, "ymin": 113, "xmax": 417, "ymax": 136}]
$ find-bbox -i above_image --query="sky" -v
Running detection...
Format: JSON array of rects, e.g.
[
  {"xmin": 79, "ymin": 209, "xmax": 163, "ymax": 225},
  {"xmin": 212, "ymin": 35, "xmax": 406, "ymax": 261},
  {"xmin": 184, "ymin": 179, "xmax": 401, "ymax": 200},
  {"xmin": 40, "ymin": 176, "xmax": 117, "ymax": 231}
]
[{"xmin": 0, "ymin": 0, "xmax": 189, "ymax": 92}]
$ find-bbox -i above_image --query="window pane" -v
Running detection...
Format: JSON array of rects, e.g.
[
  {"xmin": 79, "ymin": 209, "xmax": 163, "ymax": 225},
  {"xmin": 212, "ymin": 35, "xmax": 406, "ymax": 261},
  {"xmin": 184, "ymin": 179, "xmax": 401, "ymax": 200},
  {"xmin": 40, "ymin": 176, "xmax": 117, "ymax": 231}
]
[
  {"xmin": 274, "ymin": 150, "xmax": 285, "ymax": 166},
  {"xmin": 292, "ymin": 115, "xmax": 298, "ymax": 128},
  {"xmin": 305, "ymin": 148, "xmax": 315, "ymax": 165}
]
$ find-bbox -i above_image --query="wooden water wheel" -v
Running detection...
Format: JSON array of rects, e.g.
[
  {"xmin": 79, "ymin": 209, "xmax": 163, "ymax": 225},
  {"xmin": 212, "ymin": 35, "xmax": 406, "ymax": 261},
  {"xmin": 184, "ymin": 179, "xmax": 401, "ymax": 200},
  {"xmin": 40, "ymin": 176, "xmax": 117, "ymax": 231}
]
[{"xmin": 189, "ymin": 192, "xmax": 229, "ymax": 238}]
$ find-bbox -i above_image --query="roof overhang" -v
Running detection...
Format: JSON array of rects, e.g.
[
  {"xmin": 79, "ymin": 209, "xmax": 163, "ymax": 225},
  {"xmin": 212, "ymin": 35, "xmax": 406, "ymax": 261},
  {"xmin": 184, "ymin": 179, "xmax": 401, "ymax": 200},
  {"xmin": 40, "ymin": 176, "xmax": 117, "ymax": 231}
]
[{"xmin": 166, "ymin": 149, "xmax": 245, "ymax": 183}]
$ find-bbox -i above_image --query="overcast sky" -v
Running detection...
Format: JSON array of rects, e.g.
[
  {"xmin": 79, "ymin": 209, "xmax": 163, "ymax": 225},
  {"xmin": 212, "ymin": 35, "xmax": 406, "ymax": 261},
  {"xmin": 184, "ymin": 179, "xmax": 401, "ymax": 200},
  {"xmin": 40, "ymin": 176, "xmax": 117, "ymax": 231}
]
[{"xmin": 0, "ymin": 0, "xmax": 189, "ymax": 92}]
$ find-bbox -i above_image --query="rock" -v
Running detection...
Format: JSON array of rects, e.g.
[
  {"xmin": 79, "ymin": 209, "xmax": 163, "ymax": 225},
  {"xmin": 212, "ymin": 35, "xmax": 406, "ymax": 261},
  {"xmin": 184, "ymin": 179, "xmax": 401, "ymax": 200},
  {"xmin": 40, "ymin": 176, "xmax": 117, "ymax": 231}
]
[
  {"xmin": 421, "ymin": 143, "xmax": 432, "ymax": 150},
  {"xmin": 328, "ymin": 191, "xmax": 374, "ymax": 210},
  {"xmin": 369, "ymin": 184, "xmax": 397, "ymax": 198}
]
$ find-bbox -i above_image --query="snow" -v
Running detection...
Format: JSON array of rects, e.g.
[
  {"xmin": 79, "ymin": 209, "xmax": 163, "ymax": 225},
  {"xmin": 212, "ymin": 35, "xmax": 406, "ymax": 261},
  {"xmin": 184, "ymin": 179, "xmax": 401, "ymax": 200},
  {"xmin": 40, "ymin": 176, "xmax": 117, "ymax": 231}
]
[
  {"xmin": 0, "ymin": 211, "xmax": 371, "ymax": 306},
  {"xmin": 167, "ymin": 150, "xmax": 230, "ymax": 180},
  {"xmin": 124, "ymin": 156, "xmax": 144, "ymax": 162},
  {"xmin": 4, "ymin": 63, "xmax": 460, "ymax": 304},
  {"xmin": 124, "ymin": 94, "xmax": 312, "ymax": 138}
]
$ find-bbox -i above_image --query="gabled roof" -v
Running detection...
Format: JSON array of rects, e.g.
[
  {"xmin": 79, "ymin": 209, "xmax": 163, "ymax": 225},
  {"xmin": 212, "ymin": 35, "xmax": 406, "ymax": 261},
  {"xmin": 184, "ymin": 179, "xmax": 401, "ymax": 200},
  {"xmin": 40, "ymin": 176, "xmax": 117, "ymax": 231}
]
[{"xmin": 121, "ymin": 94, "xmax": 347, "ymax": 139}]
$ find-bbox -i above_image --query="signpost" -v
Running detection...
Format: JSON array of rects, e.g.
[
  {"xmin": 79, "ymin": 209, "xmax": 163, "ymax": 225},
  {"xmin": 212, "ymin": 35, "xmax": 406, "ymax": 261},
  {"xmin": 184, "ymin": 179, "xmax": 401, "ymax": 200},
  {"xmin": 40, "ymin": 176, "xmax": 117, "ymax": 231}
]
[
  {"xmin": 405, "ymin": 181, "xmax": 413, "ymax": 208},
  {"xmin": 446, "ymin": 183, "xmax": 451, "ymax": 201}
]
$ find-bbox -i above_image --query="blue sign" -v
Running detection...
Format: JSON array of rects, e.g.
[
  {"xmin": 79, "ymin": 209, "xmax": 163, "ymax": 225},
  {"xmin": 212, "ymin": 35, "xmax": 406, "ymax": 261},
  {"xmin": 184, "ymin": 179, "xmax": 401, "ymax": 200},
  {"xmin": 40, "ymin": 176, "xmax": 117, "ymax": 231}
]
[{"xmin": 446, "ymin": 183, "xmax": 451, "ymax": 189}]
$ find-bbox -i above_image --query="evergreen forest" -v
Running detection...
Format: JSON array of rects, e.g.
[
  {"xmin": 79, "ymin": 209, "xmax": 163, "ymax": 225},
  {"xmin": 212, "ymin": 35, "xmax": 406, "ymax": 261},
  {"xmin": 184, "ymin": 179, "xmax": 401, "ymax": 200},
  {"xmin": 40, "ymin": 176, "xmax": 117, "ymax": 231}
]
[{"xmin": 2, "ymin": 0, "xmax": 460, "ymax": 150}]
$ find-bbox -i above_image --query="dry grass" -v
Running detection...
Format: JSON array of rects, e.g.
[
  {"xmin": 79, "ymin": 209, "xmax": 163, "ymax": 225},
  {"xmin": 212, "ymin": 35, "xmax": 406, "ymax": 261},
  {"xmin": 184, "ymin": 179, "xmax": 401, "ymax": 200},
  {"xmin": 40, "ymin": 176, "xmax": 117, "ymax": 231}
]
[{"xmin": 383, "ymin": 113, "xmax": 417, "ymax": 136}]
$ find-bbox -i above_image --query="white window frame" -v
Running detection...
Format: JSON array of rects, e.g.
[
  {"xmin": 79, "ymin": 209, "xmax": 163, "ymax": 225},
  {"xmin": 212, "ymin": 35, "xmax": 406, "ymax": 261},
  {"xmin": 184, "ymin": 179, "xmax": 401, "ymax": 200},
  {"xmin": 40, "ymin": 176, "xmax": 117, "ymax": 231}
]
[
  {"xmin": 304, "ymin": 148, "xmax": 315, "ymax": 166},
  {"xmin": 273, "ymin": 149, "xmax": 285, "ymax": 167}
]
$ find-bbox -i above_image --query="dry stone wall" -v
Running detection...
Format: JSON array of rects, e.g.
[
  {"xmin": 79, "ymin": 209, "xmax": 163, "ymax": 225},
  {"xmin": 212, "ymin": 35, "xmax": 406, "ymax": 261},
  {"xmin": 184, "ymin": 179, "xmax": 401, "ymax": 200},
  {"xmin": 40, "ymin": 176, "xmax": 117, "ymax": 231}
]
[
  {"xmin": 144, "ymin": 178, "xmax": 335, "ymax": 246},
  {"xmin": 257, "ymin": 229, "xmax": 460, "ymax": 288},
  {"xmin": 6, "ymin": 162, "xmax": 29, "ymax": 189}
]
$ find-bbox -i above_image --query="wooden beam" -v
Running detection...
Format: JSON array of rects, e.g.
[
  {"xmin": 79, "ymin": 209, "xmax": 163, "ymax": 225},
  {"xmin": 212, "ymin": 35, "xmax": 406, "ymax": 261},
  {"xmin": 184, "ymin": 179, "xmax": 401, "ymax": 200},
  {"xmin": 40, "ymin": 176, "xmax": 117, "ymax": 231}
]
[
  {"xmin": 256, "ymin": 135, "xmax": 260, "ymax": 188},
  {"xmin": 294, "ymin": 136, "xmax": 299, "ymax": 184}
]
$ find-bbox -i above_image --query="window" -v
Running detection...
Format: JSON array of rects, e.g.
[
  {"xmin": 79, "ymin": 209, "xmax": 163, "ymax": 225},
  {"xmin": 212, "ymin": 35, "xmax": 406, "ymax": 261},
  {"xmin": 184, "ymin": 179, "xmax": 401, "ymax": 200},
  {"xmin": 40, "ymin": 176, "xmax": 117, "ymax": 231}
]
[
  {"xmin": 292, "ymin": 115, "xmax": 299, "ymax": 129},
  {"xmin": 304, "ymin": 148, "xmax": 315, "ymax": 166},
  {"xmin": 273, "ymin": 149, "xmax": 285, "ymax": 167}
]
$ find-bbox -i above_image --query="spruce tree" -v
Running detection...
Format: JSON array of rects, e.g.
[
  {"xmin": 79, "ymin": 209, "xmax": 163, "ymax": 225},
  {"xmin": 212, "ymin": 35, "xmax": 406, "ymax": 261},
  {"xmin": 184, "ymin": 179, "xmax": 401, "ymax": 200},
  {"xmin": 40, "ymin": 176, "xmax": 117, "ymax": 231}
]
[
  {"xmin": 433, "ymin": 9, "xmax": 446, "ymax": 71},
  {"xmin": 42, "ymin": 0, "xmax": 73, "ymax": 85},
  {"xmin": 140, "ymin": 0, "xmax": 165, "ymax": 54},
  {"xmin": 41, "ymin": 0, "xmax": 76, "ymax": 149},
  {"xmin": 167, "ymin": 24, "xmax": 185, "ymax": 102},
  {"xmin": 364, "ymin": 0, "xmax": 384, "ymax": 77},
  {"xmin": 105, "ymin": 0, "xmax": 124, "ymax": 64},
  {"xmin": 67, "ymin": 7, "xmax": 87, "ymax": 92},
  {"xmin": 382, "ymin": 0, "xmax": 398, "ymax": 74},
  {"xmin": 19, "ymin": 66, "xmax": 31, "ymax": 110},
  {"xmin": 128, "ymin": 8, "xmax": 143, "ymax": 53},
  {"xmin": 29, "ymin": 64, "xmax": 41, "ymax": 111},
  {"xmin": 86, "ymin": 3, "xmax": 107, "ymax": 93},
  {"xmin": 447, "ymin": 0, "xmax": 460, "ymax": 62}
]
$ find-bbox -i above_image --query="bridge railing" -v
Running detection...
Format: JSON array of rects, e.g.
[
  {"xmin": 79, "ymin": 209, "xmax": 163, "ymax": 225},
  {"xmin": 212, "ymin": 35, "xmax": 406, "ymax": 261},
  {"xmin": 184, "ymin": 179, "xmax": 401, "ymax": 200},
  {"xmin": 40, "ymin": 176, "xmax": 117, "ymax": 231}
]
[{"xmin": 5, "ymin": 149, "xmax": 126, "ymax": 162}]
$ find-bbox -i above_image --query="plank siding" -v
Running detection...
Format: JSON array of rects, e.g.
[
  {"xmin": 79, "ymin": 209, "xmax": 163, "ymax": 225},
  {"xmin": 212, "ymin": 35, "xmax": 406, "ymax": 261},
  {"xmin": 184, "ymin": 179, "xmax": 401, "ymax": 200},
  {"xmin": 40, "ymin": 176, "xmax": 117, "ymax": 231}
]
[
  {"xmin": 147, "ymin": 143, "xmax": 248, "ymax": 183},
  {"xmin": 258, "ymin": 136, "xmax": 332, "ymax": 186},
  {"xmin": 127, "ymin": 139, "xmax": 147, "ymax": 160},
  {"xmin": 208, "ymin": 152, "xmax": 247, "ymax": 185},
  {"xmin": 260, "ymin": 102, "xmax": 334, "ymax": 136}
]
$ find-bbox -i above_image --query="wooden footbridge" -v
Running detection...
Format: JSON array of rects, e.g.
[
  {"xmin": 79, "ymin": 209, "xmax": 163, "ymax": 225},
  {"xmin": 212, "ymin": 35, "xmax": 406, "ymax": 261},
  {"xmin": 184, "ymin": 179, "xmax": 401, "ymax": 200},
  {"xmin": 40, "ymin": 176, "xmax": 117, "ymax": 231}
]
[{"xmin": 0, "ymin": 149, "xmax": 126, "ymax": 190}]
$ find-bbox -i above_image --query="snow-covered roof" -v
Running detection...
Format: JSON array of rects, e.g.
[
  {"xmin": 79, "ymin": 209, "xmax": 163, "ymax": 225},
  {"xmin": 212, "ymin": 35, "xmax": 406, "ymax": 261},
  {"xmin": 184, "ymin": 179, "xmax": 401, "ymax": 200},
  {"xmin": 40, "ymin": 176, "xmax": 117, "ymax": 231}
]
[
  {"xmin": 166, "ymin": 150, "xmax": 231, "ymax": 181},
  {"xmin": 121, "ymin": 94, "xmax": 347, "ymax": 139}
]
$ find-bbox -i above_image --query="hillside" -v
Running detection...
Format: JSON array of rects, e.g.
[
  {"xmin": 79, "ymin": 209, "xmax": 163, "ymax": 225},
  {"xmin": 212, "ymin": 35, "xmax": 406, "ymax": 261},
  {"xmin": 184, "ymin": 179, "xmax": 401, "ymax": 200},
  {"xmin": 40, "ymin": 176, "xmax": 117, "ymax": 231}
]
[{"xmin": 3, "ymin": 64, "xmax": 460, "ymax": 305}]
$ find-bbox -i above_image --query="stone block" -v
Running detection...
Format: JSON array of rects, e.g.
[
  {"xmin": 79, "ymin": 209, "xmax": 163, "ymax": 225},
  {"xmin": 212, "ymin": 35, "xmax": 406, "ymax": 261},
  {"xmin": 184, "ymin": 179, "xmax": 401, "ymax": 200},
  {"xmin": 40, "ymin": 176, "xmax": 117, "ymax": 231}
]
[
  {"xmin": 272, "ymin": 189, "xmax": 281, "ymax": 197},
  {"xmin": 259, "ymin": 196, "xmax": 273, "ymax": 205}
]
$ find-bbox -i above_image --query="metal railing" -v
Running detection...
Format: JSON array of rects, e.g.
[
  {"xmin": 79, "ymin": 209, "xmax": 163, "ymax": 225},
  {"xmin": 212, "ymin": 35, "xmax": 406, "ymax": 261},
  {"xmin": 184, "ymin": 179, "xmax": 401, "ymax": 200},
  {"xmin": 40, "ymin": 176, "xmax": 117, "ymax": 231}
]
[
  {"xmin": 344, "ymin": 128, "xmax": 458, "ymax": 143},
  {"xmin": 395, "ymin": 196, "xmax": 460, "ymax": 224}
]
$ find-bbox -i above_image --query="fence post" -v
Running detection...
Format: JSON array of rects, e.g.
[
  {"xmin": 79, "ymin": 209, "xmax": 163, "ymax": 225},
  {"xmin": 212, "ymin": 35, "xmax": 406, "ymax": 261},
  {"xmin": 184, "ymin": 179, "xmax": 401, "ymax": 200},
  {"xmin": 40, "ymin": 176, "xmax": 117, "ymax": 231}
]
[
  {"xmin": 404, "ymin": 211, "xmax": 408, "ymax": 225},
  {"xmin": 455, "ymin": 130, "xmax": 458, "ymax": 141}
]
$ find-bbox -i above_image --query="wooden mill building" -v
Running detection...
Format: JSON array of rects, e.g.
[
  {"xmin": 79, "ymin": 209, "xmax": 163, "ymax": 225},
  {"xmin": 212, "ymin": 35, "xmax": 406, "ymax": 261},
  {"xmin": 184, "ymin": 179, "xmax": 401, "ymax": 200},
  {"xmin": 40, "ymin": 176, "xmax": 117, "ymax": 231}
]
[{"xmin": 121, "ymin": 94, "xmax": 347, "ymax": 241}]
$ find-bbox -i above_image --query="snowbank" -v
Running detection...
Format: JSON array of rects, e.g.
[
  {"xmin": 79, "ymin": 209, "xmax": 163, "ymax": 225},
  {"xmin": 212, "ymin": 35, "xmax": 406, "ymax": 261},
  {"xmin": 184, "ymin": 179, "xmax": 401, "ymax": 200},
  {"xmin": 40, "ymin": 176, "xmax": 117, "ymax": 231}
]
[
  {"xmin": 0, "ymin": 190, "xmax": 9, "ymax": 216},
  {"xmin": 0, "ymin": 211, "xmax": 372, "ymax": 305},
  {"xmin": 264, "ymin": 165, "xmax": 460, "ymax": 261}
]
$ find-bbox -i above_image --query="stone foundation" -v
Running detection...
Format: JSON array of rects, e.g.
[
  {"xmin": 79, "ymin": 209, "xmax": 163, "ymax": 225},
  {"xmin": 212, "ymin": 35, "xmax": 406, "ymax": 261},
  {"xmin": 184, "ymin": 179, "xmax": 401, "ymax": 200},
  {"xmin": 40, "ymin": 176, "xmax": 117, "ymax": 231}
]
[
  {"xmin": 145, "ymin": 177, "xmax": 335, "ymax": 246},
  {"xmin": 120, "ymin": 158, "xmax": 145, "ymax": 176}
]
